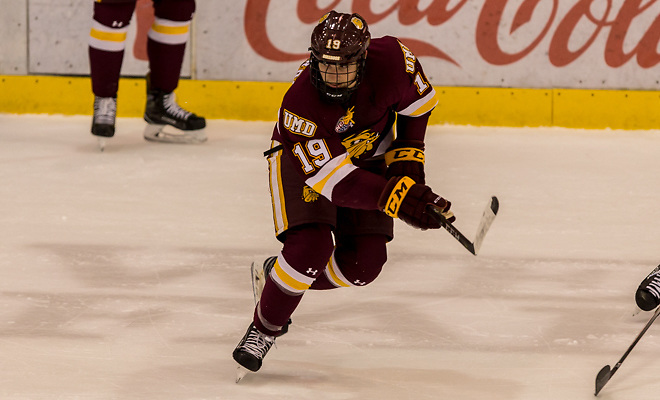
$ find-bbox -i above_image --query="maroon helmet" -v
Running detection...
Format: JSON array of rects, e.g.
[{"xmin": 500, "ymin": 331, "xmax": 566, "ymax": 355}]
[{"xmin": 309, "ymin": 11, "xmax": 371, "ymax": 104}]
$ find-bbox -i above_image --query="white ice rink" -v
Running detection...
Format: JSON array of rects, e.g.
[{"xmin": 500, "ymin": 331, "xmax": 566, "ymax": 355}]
[{"xmin": 1, "ymin": 114, "xmax": 660, "ymax": 399}]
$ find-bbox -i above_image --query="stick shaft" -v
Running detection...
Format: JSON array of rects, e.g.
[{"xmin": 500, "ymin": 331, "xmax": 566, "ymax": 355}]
[
  {"xmin": 612, "ymin": 306, "xmax": 660, "ymax": 374},
  {"xmin": 425, "ymin": 204, "xmax": 475, "ymax": 255},
  {"xmin": 595, "ymin": 306, "xmax": 660, "ymax": 395},
  {"xmin": 425, "ymin": 196, "xmax": 498, "ymax": 256}
]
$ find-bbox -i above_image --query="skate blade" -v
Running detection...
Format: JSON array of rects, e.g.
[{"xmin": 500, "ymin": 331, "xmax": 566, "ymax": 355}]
[
  {"xmin": 235, "ymin": 366, "xmax": 249, "ymax": 383},
  {"xmin": 251, "ymin": 261, "xmax": 266, "ymax": 305},
  {"xmin": 143, "ymin": 124, "xmax": 207, "ymax": 144}
]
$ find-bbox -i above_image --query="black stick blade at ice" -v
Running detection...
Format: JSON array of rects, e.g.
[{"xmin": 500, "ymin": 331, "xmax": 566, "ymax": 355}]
[
  {"xmin": 595, "ymin": 365, "xmax": 611, "ymax": 396},
  {"xmin": 490, "ymin": 196, "xmax": 500, "ymax": 214},
  {"xmin": 593, "ymin": 306, "xmax": 660, "ymax": 396}
]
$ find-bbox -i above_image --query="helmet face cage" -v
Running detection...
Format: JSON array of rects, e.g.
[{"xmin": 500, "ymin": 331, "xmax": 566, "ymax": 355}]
[
  {"xmin": 310, "ymin": 56, "xmax": 367, "ymax": 104},
  {"xmin": 309, "ymin": 11, "xmax": 370, "ymax": 104}
]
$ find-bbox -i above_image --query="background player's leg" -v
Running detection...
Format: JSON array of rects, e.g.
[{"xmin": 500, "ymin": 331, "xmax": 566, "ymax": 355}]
[
  {"xmin": 147, "ymin": 0, "xmax": 194, "ymax": 92},
  {"xmin": 89, "ymin": 0, "xmax": 136, "ymax": 138},
  {"xmin": 143, "ymin": 0, "xmax": 205, "ymax": 141}
]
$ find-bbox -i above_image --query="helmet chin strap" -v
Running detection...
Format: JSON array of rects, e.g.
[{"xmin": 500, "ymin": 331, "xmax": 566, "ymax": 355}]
[{"xmin": 323, "ymin": 91, "xmax": 349, "ymax": 103}]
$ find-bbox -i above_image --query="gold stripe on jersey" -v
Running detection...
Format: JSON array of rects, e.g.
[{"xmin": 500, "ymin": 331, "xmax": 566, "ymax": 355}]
[
  {"xmin": 304, "ymin": 153, "xmax": 357, "ymax": 201},
  {"xmin": 268, "ymin": 140, "xmax": 288, "ymax": 236},
  {"xmin": 398, "ymin": 88, "xmax": 438, "ymax": 117},
  {"xmin": 89, "ymin": 21, "xmax": 128, "ymax": 52},
  {"xmin": 148, "ymin": 18, "xmax": 191, "ymax": 45},
  {"xmin": 270, "ymin": 254, "xmax": 315, "ymax": 294},
  {"xmin": 325, "ymin": 252, "xmax": 352, "ymax": 288}
]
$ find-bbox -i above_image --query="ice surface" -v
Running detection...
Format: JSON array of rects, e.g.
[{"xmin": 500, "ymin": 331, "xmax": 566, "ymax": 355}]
[{"xmin": 1, "ymin": 114, "xmax": 660, "ymax": 399}]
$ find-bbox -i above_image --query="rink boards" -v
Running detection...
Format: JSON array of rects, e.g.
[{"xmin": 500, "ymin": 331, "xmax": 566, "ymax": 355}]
[{"xmin": 2, "ymin": 74, "xmax": 660, "ymax": 130}]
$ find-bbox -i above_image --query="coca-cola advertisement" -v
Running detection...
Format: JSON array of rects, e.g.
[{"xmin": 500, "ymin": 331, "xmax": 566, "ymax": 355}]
[
  {"xmin": 12, "ymin": 0, "xmax": 660, "ymax": 90},
  {"xmin": 198, "ymin": 0, "xmax": 660, "ymax": 89}
]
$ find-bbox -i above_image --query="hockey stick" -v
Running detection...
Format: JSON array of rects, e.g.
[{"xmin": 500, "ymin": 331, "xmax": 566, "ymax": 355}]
[
  {"xmin": 425, "ymin": 196, "xmax": 499, "ymax": 256},
  {"xmin": 595, "ymin": 305, "xmax": 660, "ymax": 396}
]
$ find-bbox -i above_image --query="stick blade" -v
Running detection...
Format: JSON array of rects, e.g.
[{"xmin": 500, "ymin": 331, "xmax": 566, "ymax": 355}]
[
  {"xmin": 595, "ymin": 365, "xmax": 612, "ymax": 396},
  {"xmin": 490, "ymin": 196, "xmax": 499, "ymax": 215},
  {"xmin": 472, "ymin": 196, "xmax": 499, "ymax": 255}
]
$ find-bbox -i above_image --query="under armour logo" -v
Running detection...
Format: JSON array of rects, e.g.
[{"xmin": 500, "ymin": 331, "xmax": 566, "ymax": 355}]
[
  {"xmin": 354, "ymin": 280, "xmax": 366, "ymax": 286},
  {"xmin": 306, "ymin": 268, "xmax": 318, "ymax": 275}
]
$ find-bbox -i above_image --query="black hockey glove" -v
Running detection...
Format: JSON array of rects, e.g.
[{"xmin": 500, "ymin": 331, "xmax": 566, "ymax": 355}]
[
  {"xmin": 378, "ymin": 176, "xmax": 455, "ymax": 230},
  {"xmin": 385, "ymin": 140, "xmax": 425, "ymax": 184}
]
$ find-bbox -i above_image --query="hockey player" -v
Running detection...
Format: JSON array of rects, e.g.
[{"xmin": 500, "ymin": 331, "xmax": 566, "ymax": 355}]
[
  {"xmin": 635, "ymin": 264, "xmax": 660, "ymax": 311},
  {"xmin": 89, "ymin": 0, "xmax": 205, "ymax": 147},
  {"xmin": 232, "ymin": 11, "xmax": 455, "ymax": 378}
]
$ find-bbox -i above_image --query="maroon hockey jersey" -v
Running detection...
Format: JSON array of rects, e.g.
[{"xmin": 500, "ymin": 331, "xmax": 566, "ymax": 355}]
[{"xmin": 272, "ymin": 36, "xmax": 438, "ymax": 210}]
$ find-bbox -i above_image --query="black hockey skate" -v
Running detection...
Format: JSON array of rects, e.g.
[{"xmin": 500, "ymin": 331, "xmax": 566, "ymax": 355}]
[
  {"xmin": 233, "ymin": 323, "xmax": 276, "ymax": 373},
  {"xmin": 91, "ymin": 96, "xmax": 117, "ymax": 138},
  {"xmin": 143, "ymin": 89, "xmax": 207, "ymax": 144},
  {"xmin": 636, "ymin": 265, "xmax": 660, "ymax": 311}
]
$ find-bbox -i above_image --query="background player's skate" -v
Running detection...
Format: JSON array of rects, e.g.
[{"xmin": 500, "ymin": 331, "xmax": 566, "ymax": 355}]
[
  {"xmin": 91, "ymin": 96, "xmax": 117, "ymax": 151},
  {"xmin": 143, "ymin": 83, "xmax": 207, "ymax": 144}
]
